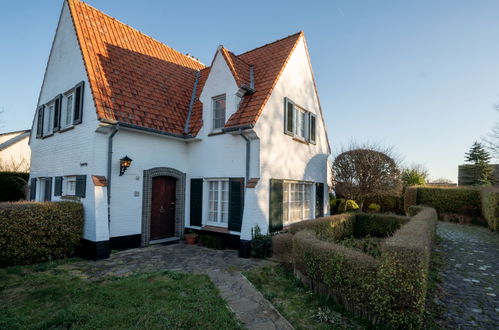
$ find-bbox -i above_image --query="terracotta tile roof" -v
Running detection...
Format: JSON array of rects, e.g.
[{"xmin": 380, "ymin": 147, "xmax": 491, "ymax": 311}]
[
  {"xmin": 67, "ymin": 0, "xmax": 204, "ymax": 135},
  {"xmin": 66, "ymin": 0, "xmax": 303, "ymax": 136}
]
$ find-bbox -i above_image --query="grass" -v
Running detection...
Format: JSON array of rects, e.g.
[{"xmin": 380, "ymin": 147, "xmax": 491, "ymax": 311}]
[
  {"xmin": 244, "ymin": 264, "xmax": 368, "ymax": 329},
  {"xmin": 0, "ymin": 260, "xmax": 241, "ymax": 329}
]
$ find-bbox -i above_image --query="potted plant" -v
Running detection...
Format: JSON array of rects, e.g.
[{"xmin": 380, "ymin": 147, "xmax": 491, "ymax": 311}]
[{"xmin": 184, "ymin": 229, "xmax": 198, "ymax": 245}]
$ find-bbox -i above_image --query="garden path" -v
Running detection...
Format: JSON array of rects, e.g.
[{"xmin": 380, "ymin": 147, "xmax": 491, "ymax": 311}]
[
  {"xmin": 435, "ymin": 221, "xmax": 499, "ymax": 329},
  {"xmin": 59, "ymin": 243, "xmax": 293, "ymax": 330}
]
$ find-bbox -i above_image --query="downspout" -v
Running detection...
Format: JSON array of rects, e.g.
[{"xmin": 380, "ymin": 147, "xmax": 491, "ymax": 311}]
[
  {"xmin": 107, "ymin": 124, "xmax": 119, "ymax": 229},
  {"xmin": 238, "ymin": 128, "xmax": 250, "ymax": 184}
]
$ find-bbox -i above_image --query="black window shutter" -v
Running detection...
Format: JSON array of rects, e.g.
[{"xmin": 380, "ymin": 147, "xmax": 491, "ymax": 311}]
[
  {"xmin": 316, "ymin": 182, "xmax": 324, "ymax": 218},
  {"xmin": 190, "ymin": 178, "xmax": 203, "ymax": 226},
  {"xmin": 269, "ymin": 179, "xmax": 284, "ymax": 233},
  {"xmin": 36, "ymin": 106, "xmax": 44, "ymax": 138},
  {"xmin": 228, "ymin": 178, "xmax": 245, "ymax": 232},
  {"xmin": 73, "ymin": 81, "xmax": 84, "ymax": 125},
  {"xmin": 309, "ymin": 113, "xmax": 317, "ymax": 144},
  {"xmin": 75, "ymin": 175, "xmax": 86, "ymax": 198},
  {"xmin": 284, "ymin": 98, "xmax": 294, "ymax": 136},
  {"xmin": 30, "ymin": 178, "xmax": 37, "ymax": 200},
  {"xmin": 54, "ymin": 176, "xmax": 63, "ymax": 196},
  {"xmin": 44, "ymin": 177, "xmax": 52, "ymax": 201},
  {"xmin": 53, "ymin": 95, "xmax": 62, "ymax": 132}
]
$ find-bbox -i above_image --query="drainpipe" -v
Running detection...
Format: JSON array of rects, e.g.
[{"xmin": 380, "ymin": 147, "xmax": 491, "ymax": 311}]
[
  {"xmin": 238, "ymin": 128, "xmax": 250, "ymax": 184},
  {"xmin": 107, "ymin": 124, "xmax": 119, "ymax": 229}
]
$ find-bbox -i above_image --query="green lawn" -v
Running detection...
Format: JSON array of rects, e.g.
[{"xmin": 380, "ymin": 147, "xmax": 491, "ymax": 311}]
[
  {"xmin": 244, "ymin": 264, "xmax": 368, "ymax": 330},
  {"xmin": 0, "ymin": 260, "xmax": 241, "ymax": 329}
]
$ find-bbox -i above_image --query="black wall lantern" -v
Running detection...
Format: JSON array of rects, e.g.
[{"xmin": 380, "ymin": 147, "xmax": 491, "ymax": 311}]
[{"xmin": 119, "ymin": 156, "xmax": 132, "ymax": 176}]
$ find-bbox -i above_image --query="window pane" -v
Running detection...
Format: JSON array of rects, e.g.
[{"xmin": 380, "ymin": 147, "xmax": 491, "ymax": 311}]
[
  {"xmin": 310, "ymin": 115, "xmax": 316, "ymax": 142},
  {"xmin": 66, "ymin": 94, "xmax": 73, "ymax": 126},
  {"xmin": 220, "ymin": 181, "xmax": 228, "ymax": 223},
  {"xmin": 213, "ymin": 96, "xmax": 226, "ymax": 129},
  {"xmin": 286, "ymin": 101, "xmax": 294, "ymax": 133}
]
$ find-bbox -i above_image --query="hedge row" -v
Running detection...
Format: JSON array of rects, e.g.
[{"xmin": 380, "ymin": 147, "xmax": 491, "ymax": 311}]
[
  {"xmin": 273, "ymin": 207, "xmax": 437, "ymax": 328},
  {"xmin": 404, "ymin": 186, "xmax": 499, "ymax": 230},
  {"xmin": 0, "ymin": 201, "xmax": 84, "ymax": 266},
  {"xmin": 0, "ymin": 171, "xmax": 29, "ymax": 202},
  {"xmin": 353, "ymin": 213, "xmax": 409, "ymax": 237},
  {"xmin": 288, "ymin": 213, "xmax": 355, "ymax": 240},
  {"xmin": 480, "ymin": 188, "xmax": 499, "ymax": 231}
]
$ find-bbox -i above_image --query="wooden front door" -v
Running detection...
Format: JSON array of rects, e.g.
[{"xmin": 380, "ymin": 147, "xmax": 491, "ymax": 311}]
[{"xmin": 150, "ymin": 176, "xmax": 176, "ymax": 240}]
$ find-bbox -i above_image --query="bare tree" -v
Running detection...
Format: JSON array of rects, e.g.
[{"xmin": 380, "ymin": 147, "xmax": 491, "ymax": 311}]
[
  {"xmin": 331, "ymin": 143, "xmax": 402, "ymax": 209},
  {"xmin": 0, "ymin": 156, "xmax": 30, "ymax": 173}
]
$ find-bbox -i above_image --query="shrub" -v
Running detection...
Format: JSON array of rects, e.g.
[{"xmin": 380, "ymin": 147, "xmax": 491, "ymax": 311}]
[
  {"xmin": 250, "ymin": 225, "xmax": 272, "ymax": 258},
  {"xmin": 415, "ymin": 186, "xmax": 481, "ymax": 216},
  {"xmin": 480, "ymin": 188, "xmax": 499, "ymax": 231},
  {"xmin": 353, "ymin": 213, "xmax": 409, "ymax": 237},
  {"xmin": 0, "ymin": 201, "xmax": 83, "ymax": 266},
  {"xmin": 404, "ymin": 186, "xmax": 418, "ymax": 214},
  {"xmin": 367, "ymin": 203, "xmax": 381, "ymax": 212},
  {"xmin": 365, "ymin": 195, "xmax": 404, "ymax": 214},
  {"xmin": 0, "ymin": 172, "xmax": 29, "ymax": 202},
  {"xmin": 288, "ymin": 214, "xmax": 355, "ymax": 241},
  {"xmin": 338, "ymin": 199, "xmax": 359, "ymax": 213},
  {"xmin": 373, "ymin": 207, "xmax": 437, "ymax": 328},
  {"xmin": 271, "ymin": 233, "xmax": 293, "ymax": 264},
  {"xmin": 330, "ymin": 198, "xmax": 344, "ymax": 214}
]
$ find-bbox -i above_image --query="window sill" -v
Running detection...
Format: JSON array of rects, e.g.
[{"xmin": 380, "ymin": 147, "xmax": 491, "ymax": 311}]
[
  {"xmin": 201, "ymin": 225, "xmax": 229, "ymax": 234},
  {"xmin": 58, "ymin": 126, "xmax": 75, "ymax": 133},
  {"xmin": 60, "ymin": 195, "xmax": 79, "ymax": 201},
  {"xmin": 292, "ymin": 137, "xmax": 309, "ymax": 145},
  {"xmin": 41, "ymin": 133, "xmax": 54, "ymax": 139}
]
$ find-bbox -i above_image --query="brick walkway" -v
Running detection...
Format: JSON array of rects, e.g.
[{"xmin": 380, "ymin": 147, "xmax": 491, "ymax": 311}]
[
  {"xmin": 435, "ymin": 222, "xmax": 499, "ymax": 329},
  {"xmin": 59, "ymin": 243, "xmax": 293, "ymax": 330}
]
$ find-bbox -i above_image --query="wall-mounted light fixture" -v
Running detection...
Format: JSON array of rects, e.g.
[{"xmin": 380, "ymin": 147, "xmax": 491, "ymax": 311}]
[{"xmin": 119, "ymin": 155, "xmax": 132, "ymax": 176}]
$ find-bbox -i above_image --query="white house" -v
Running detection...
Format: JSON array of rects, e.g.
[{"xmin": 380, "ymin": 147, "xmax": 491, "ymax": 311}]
[
  {"xmin": 0, "ymin": 130, "xmax": 31, "ymax": 172},
  {"xmin": 29, "ymin": 0, "xmax": 331, "ymax": 259}
]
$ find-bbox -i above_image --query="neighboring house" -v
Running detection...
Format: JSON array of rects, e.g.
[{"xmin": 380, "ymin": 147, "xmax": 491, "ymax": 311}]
[
  {"xmin": 458, "ymin": 164, "xmax": 499, "ymax": 186},
  {"xmin": 29, "ymin": 0, "xmax": 331, "ymax": 259},
  {"xmin": 0, "ymin": 130, "xmax": 31, "ymax": 172}
]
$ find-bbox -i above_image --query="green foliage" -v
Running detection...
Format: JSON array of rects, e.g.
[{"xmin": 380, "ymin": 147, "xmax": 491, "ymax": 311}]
[
  {"xmin": 0, "ymin": 265, "xmax": 242, "ymax": 329},
  {"xmin": 330, "ymin": 198, "xmax": 344, "ymax": 214},
  {"xmin": 480, "ymin": 188, "xmax": 499, "ymax": 231},
  {"xmin": 353, "ymin": 213, "xmax": 409, "ymax": 237},
  {"xmin": 404, "ymin": 187, "xmax": 418, "ymax": 214},
  {"xmin": 414, "ymin": 186, "xmax": 481, "ymax": 217},
  {"xmin": 464, "ymin": 142, "xmax": 495, "ymax": 185},
  {"xmin": 338, "ymin": 199, "xmax": 359, "ymax": 213},
  {"xmin": 465, "ymin": 141, "xmax": 491, "ymax": 164},
  {"xmin": 199, "ymin": 234, "xmax": 225, "ymax": 250},
  {"xmin": 365, "ymin": 194, "xmax": 404, "ymax": 214},
  {"xmin": 0, "ymin": 172, "xmax": 29, "ymax": 202},
  {"xmin": 0, "ymin": 201, "xmax": 83, "ymax": 266},
  {"xmin": 281, "ymin": 207, "xmax": 437, "ymax": 328},
  {"xmin": 367, "ymin": 203, "xmax": 380, "ymax": 212},
  {"xmin": 250, "ymin": 225, "xmax": 272, "ymax": 258},
  {"xmin": 271, "ymin": 233, "xmax": 294, "ymax": 264},
  {"xmin": 288, "ymin": 213, "xmax": 355, "ymax": 241},
  {"xmin": 401, "ymin": 167, "xmax": 427, "ymax": 186}
]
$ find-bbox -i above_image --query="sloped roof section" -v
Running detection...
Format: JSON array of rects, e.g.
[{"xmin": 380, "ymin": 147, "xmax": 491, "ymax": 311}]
[
  {"xmin": 220, "ymin": 47, "xmax": 251, "ymax": 88},
  {"xmin": 67, "ymin": 0, "xmax": 205, "ymax": 135}
]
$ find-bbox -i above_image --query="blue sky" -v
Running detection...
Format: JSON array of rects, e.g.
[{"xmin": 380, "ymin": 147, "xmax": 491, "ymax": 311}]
[{"xmin": 1, "ymin": 0, "xmax": 498, "ymax": 181}]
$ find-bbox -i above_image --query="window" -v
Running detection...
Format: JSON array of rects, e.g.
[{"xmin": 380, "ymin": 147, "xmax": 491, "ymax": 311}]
[
  {"xmin": 284, "ymin": 98, "xmax": 316, "ymax": 143},
  {"xmin": 36, "ymin": 177, "xmax": 52, "ymax": 202},
  {"xmin": 283, "ymin": 181, "xmax": 312, "ymax": 224},
  {"xmin": 62, "ymin": 92, "xmax": 74, "ymax": 128},
  {"xmin": 43, "ymin": 102, "xmax": 54, "ymax": 135},
  {"xmin": 65, "ymin": 176, "xmax": 77, "ymax": 196},
  {"xmin": 208, "ymin": 179, "xmax": 229, "ymax": 226},
  {"xmin": 212, "ymin": 95, "xmax": 226, "ymax": 130}
]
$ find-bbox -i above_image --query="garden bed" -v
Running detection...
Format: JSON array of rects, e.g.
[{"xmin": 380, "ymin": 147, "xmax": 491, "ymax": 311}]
[{"xmin": 272, "ymin": 207, "xmax": 437, "ymax": 328}]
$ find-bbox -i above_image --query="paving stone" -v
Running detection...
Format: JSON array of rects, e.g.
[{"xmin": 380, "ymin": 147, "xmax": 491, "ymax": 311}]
[{"xmin": 434, "ymin": 221, "xmax": 499, "ymax": 329}]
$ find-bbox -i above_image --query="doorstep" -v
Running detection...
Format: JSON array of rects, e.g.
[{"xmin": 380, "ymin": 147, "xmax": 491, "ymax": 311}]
[{"xmin": 149, "ymin": 237, "xmax": 180, "ymax": 245}]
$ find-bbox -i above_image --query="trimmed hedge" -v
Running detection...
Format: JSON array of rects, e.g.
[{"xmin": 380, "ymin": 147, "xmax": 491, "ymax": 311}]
[
  {"xmin": 353, "ymin": 213, "xmax": 409, "ymax": 237},
  {"xmin": 0, "ymin": 201, "xmax": 83, "ymax": 266},
  {"xmin": 275, "ymin": 207, "xmax": 437, "ymax": 328},
  {"xmin": 271, "ymin": 233, "xmax": 293, "ymax": 264},
  {"xmin": 0, "ymin": 172, "xmax": 29, "ymax": 202},
  {"xmin": 480, "ymin": 188, "xmax": 499, "ymax": 232}
]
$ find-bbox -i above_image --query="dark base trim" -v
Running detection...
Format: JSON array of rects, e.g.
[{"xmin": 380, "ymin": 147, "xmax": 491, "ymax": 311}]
[
  {"xmin": 77, "ymin": 238, "xmax": 110, "ymax": 260},
  {"xmin": 185, "ymin": 228, "xmax": 249, "ymax": 257},
  {"xmin": 110, "ymin": 234, "xmax": 141, "ymax": 250}
]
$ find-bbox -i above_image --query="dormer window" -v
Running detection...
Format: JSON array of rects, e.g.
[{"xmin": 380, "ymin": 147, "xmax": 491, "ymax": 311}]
[{"xmin": 212, "ymin": 94, "xmax": 226, "ymax": 131}]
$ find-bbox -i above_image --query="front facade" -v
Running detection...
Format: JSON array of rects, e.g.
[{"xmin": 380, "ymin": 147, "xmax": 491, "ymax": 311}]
[{"xmin": 29, "ymin": 0, "xmax": 331, "ymax": 259}]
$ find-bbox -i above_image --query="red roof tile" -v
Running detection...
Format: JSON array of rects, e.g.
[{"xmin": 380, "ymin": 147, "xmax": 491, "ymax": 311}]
[{"xmin": 66, "ymin": 0, "xmax": 303, "ymax": 136}]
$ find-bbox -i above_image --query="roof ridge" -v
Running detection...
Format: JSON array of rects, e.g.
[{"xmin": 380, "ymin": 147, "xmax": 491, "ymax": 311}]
[
  {"xmin": 0, "ymin": 129, "xmax": 30, "ymax": 136},
  {"xmin": 67, "ymin": 0, "xmax": 205, "ymax": 67},
  {"xmin": 237, "ymin": 31, "xmax": 303, "ymax": 56}
]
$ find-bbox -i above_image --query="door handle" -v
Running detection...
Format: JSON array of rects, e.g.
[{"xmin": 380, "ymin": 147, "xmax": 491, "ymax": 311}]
[{"xmin": 160, "ymin": 205, "xmax": 166, "ymax": 213}]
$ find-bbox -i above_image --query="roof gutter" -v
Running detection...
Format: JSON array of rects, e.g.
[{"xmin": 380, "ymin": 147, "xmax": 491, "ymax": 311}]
[
  {"xmin": 184, "ymin": 70, "xmax": 200, "ymax": 135},
  {"xmin": 107, "ymin": 124, "xmax": 119, "ymax": 229},
  {"xmin": 222, "ymin": 124, "xmax": 254, "ymax": 133},
  {"xmin": 100, "ymin": 119, "xmax": 194, "ymax": 140}
]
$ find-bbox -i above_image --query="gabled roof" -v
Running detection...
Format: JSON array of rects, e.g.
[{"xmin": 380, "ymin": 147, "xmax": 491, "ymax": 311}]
[
  {"xmin": 66, "ymin": 0, "xmax": 303, "ymax": 137},
  {"xmin": 0, "ymin": 130, "xmax": 31, "ymax": 152}
]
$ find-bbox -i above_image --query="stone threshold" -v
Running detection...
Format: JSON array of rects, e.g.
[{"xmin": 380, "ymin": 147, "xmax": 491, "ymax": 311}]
[{"xmin": 149, "ymin": 237, "xmax": 180, "ymax": 245}]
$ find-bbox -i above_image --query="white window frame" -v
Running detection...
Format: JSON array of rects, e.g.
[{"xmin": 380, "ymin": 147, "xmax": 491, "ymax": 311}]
[
  {"xmin": 61, "ymin": 90, "xmax": 75, "ymax": 129},
  {"xmin": 284, "ymin": 98, "xmax": 315, "ymax": 143},
  {"xmin": 283, "ymin": 181, "xmax": 313, "ymax": 225},
  {"xmin": 36, "ymin": 178, "xmax": 48, "ymax": 202},
  {"xmin": 43, "ymin": 101, "xmax": 55, "ymax": 136},
  {"xmin": 212, "ymin": 94, "xmax": 226, "ymax": 132},
  {"xmin": 206, "ymin": 179, "xmax": 229, "ymax": 227},
  {"xmin": 63, "ymin": 176, "xmax": 77, "ymax": 196}
]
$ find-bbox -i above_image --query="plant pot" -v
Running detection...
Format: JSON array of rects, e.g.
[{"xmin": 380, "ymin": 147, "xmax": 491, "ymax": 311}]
[{"xmin": 184, "ymin": 233, "xmax": 198, "ymax": 245}]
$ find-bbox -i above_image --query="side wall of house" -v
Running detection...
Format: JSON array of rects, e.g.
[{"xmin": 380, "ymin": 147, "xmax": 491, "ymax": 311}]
[
  {"xmin": 29, "ymin": 2, "xmax": 107, "ymax": 242},
  {"xmin": 0, "ymin": 135, "xmax": 31, "ymax": 172},
  {"xmin": 240, "ymin": 37, "xmax": 330, "ymax": 240}
]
